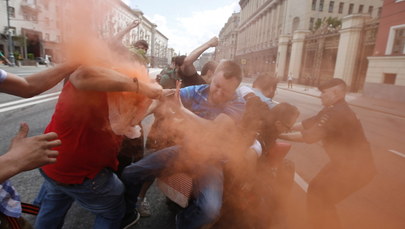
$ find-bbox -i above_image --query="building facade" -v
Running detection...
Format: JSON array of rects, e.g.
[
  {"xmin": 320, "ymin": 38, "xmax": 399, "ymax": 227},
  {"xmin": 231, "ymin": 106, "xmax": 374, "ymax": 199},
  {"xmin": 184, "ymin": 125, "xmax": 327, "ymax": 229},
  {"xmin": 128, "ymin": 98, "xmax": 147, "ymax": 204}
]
[
  {"xmin": 364, "ymin": 0, "xmax": 405, "ymax": 102},
  {"xmin": 234, "ymin": 0, "xmax": 383, "ymax": 81},
  {"xmin": 195, "ymin": 52, "xmax": 214, "ymax": 71},
  {"xmin": 1, "ymin": 0, "xmax": 171, "ymax": 66},
  {"xmin": 0, "ymin": 0, "xmax": 62, "ymax": 64},
  {"xmin": 215, "ymin": 13, "xmax": 240, "ymax": 61}
]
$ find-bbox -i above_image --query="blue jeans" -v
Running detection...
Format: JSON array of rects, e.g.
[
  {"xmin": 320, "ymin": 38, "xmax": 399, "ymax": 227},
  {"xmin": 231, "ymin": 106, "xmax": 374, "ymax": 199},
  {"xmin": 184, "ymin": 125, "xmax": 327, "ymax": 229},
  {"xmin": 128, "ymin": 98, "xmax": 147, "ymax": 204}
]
[
  {"xmin": 33, "ymin": 182, "xmax": 46, "ymax": 207},
  {"xmin": 122, "ymin": 146, "xmax": 224, "ymax": 229},
  {"xmin": 35, "ymin": 169, "xmax": 126, "ymax": 229}
]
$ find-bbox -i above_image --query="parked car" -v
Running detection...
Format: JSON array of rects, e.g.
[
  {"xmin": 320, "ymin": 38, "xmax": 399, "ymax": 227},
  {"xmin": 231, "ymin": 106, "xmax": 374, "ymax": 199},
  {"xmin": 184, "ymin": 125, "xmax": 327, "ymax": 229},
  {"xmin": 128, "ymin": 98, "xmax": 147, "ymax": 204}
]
[{"xmin": 36, "ymin": 57, "xmax": 47, "ymax": 65}]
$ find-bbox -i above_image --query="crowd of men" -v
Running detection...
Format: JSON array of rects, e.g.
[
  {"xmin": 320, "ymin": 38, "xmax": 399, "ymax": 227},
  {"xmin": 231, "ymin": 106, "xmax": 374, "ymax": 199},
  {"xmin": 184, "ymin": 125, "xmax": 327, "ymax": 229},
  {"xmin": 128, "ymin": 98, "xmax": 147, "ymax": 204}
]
[{"xmin": 0, "ymin": 20, "xmax": 376, "ymax": 229}]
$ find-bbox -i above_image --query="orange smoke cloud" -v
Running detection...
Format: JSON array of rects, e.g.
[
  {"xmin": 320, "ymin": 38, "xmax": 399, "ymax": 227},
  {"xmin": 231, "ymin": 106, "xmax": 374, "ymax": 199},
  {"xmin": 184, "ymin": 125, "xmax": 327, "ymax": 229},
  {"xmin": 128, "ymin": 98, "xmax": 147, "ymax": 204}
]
[
  {"xmin": 56, "ymin": 1, "xmax": 296, "ymax": 227},
  {"xmin": 58, "ymin": 0, "xmax": 151, "ymax": 130}
]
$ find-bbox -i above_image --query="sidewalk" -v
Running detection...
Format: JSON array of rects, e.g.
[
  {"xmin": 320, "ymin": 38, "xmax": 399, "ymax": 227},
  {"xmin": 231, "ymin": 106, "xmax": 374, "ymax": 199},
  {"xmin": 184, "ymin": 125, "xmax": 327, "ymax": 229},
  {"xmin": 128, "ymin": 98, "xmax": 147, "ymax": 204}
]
[
  {"xmin": 241, "ymin": 77, "xmax": 404, "ymax": 118},
  {"xmin": 277, "ymin": 82, "xmax": 405, "ymax": 118},
  {"xmin": 1, "ymin": 64, "xmax": 50, "ymax": 72}
]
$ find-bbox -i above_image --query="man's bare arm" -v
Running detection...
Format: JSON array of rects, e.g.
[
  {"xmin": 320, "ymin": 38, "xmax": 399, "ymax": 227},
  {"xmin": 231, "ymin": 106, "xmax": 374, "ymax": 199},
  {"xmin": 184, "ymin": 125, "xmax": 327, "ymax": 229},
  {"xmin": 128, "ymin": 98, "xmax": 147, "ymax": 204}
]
[
  {"xmin": 69, "ymin": 66, "xmax": 162, "ymax": 99},
  {"xmin": 0, "ymin": 63, "xmax": 77, "ymax": 98},
  {"xmin": 181, "ymin": 37, "xmax": 219, "ymax": 76},
  {"xmin": 110, "ymin": 20, "xmax": 140, "ymax": 44}
]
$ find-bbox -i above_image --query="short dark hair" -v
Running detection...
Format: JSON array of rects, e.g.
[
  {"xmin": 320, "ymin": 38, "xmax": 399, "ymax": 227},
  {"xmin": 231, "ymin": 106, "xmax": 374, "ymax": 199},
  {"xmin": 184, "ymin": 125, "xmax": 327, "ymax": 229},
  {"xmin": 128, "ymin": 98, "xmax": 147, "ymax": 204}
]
[
  {"xmin": 253, "ymin": 73, "xmax": 278, "ymax": 90},
  {"xmin": 134, "ymin": 40, "xmax": 149, "ymax": 50},
  {"xmin": 271, "ymin": 102, "xmax": 300, "ymax": 125},
  {"xmin": 201, "ymin": 61, "xmax": 218, "ymax": 76},
  {"xmin": 318, "ymin": 78, "xmax": 347, "ymax": 91},
  {"xmin": 214, "ymin": 60, "xmax": 242, "ymax": 83},
  {"xmin": 174, "ymin": 55, "xmax": 186, "ymax": 67}
]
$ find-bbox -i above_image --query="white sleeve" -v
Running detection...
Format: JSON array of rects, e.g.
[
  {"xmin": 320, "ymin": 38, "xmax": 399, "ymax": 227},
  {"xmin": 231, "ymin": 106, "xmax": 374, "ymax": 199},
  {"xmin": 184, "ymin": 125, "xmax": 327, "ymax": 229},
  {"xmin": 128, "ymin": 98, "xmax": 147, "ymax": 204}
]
[
  {"xmin": 237, "ymin": 85, "xmax": 254, "ymax": 98},
  {"xmin": 249, "ymin": 139, "xmax": 262, "ymax": 157},
  {"xmin": 0, "ymin": 69, "xmax": 7, "ymax": 83}
]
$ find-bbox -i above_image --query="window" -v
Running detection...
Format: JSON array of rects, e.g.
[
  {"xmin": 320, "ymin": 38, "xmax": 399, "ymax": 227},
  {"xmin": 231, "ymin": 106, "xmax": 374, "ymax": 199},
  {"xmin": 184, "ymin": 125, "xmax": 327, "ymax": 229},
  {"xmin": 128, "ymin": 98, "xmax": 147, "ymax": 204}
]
[
  {"xmin": 319, "ymin": 0, "xmax": 324, "ymax": 11},
  {"xmin": 338, "ymin": 2, "xmax": 344, "ymax": 13},
  {"xmin": 316, "ymin": 18, "xmax": 322, "ymax": 28},
  {"xmin": 8, "ymin": 7, "xmax": 15, "ymax": 17},
  {"xmin": 348, "ymin": 3, "xmax": 354, "ymax": 14},
  {"xmin": 23, "ymin": 13, "xmax": 29, "ymax": 20},
  {"xmin": 309, "ymin": 17, "xmax": 315, "ymax": 30},
  {"xmin": 358, "ymin": 4, "xmax": 364, "ymax": 13},
  {"xmin": 45, "ymin": 33, "xmax": 49, "ymax": 41},
  {"xmin": 329, "ymin": 1, "xmax": 334, "ymax": 13},
  {"xmin": 383, "ymin": 74, "xmax": 396, "ymax": 84},
  {"xmin": 392, "ymin": 28, "xmax": 405, "ymax": 54},
  {"xmin": 386, "ymin": 25, "xmax": 405, "ymax": 55},
  {"xmin": 368, "ymin": 6, "xmax": 374, "ymax": 15},
  {"xmin": 378, "ymin": 7, "xmax": 382, "ymax": 17},
  {"xmin": 312, "ymin": 0, "xmax": 317, "ymax": 10}
]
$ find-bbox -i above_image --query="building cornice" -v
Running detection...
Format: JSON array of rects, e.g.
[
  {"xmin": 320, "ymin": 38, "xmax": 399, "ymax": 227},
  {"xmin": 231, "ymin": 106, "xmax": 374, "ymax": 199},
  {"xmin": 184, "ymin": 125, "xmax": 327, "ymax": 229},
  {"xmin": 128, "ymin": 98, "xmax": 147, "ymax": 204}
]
[
  {"xmin": 367, "ymin": 55, "xmax": 405, "ymax": 60},
  {"xmin": 239, "ymin": 0, "xmax": 280, "ymax": 31}
]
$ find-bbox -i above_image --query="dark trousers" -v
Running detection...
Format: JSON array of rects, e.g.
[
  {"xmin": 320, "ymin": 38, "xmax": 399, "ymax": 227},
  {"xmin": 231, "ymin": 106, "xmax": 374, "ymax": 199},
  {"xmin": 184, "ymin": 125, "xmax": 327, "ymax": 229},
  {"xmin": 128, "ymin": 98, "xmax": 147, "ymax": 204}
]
[
  {"xmin": 116, "ymin": 134, "xmax": 144, "ymax": 178},
  {"xmin": 307, "ymin": 163, "xmax": 375, "ymax": 229}
]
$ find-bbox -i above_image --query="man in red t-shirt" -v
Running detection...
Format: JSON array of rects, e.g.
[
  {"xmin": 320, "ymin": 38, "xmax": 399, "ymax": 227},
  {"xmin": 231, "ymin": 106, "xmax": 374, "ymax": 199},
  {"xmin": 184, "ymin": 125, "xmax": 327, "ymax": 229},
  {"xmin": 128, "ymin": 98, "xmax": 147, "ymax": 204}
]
[{"xmin": 34, "ymin": 65, "xmax": 162, "ymax": 229}]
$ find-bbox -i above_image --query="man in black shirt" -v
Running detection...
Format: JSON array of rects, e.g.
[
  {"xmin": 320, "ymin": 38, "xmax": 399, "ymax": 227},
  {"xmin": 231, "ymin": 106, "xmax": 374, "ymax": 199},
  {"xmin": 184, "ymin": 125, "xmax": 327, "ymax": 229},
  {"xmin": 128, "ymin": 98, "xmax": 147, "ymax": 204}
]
[
  {"xmin": 174, "ymin": 37, "xmax": 218, "ymax": 87},
  {"xmin": 281, "ymin": 78, "xmax": 376, "ymax": 229}
]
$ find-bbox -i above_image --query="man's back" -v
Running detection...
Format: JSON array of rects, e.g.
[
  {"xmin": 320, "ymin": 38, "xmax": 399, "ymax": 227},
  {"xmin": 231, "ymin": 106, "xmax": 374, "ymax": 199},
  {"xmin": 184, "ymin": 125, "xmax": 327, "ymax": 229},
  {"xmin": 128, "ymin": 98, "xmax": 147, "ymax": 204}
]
[{"xmin": 42, "ymin": 82, "xmax": 122, "ymax": 184}]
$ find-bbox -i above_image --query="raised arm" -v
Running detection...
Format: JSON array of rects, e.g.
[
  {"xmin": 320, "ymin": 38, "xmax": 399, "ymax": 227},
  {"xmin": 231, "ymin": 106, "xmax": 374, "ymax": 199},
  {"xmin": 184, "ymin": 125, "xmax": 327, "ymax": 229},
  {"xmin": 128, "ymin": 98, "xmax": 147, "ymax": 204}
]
[
  {"xmin": 180, "ymin": 37, "xmax": 219, "ymax": 76},
  {"xmin": 0, "ymin": 63, "xmax": 78, "ymax": 98},
  {"xmin": 112, "ymin": 20, "xmax": 140, "ymax": 42},
  {"xmin": 69, "ymin": 65, "xmax": 162, "ymax": 99}
]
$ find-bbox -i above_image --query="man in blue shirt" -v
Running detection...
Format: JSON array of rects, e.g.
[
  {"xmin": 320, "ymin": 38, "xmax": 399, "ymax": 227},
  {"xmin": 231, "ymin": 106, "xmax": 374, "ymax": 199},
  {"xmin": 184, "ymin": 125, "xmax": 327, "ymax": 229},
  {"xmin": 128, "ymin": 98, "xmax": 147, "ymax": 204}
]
[{"xmin": 122, "ymin": 60, "xmax": 245, "ymax": 229}]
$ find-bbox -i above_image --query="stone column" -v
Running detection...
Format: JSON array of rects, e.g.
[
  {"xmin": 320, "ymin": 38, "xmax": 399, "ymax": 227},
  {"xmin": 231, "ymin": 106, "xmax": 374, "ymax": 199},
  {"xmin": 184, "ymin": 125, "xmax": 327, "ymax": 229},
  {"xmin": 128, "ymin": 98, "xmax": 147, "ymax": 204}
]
[
  {"xmin": 334, "ymin": 14, "xmax": 371, "ymax": 86},
  {"xmin": 264, "ymin": 10, "xmax": 270, "ymax": 45},
  {"xmin": 276, "ymin": 34, "xmax": 290, "ymax": 79},
  {"xmin": 288, "ymin": 30, "xmax": 310, "ymax": 81}
]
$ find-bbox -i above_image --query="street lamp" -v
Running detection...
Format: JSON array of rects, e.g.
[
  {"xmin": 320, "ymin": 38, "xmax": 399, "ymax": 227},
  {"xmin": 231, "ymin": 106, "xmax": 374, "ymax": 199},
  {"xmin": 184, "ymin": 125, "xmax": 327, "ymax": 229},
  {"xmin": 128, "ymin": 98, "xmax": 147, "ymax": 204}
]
[{"xmin": 6, "ymin": 0, "xmax": 15, "ymax": 66}]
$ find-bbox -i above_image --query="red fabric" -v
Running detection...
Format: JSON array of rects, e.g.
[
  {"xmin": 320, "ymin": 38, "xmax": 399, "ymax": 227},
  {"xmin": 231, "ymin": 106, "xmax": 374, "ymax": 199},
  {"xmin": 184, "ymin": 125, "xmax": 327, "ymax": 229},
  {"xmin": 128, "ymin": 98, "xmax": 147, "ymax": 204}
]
[{"xmin": 42, "ymin": 82, "xmax": 123, "ymax": 184}]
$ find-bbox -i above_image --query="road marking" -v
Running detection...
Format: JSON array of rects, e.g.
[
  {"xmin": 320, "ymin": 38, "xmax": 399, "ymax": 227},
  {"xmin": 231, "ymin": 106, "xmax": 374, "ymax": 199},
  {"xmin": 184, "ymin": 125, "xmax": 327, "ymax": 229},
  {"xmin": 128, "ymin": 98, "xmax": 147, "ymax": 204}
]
[
  {"xmin": 389, "ymin": 150, "xmax": 405, "ymax": 158},
  {"xmin": 0, "ymin": 92, "xmax": 60, "ymax": 108},
  {"xmin": 294, "ymin": 172, "xmax": 308, "ymax": 192},
  {"xmin": 0, "ymin": 96, "xmax": 59, "ymax": 113}
]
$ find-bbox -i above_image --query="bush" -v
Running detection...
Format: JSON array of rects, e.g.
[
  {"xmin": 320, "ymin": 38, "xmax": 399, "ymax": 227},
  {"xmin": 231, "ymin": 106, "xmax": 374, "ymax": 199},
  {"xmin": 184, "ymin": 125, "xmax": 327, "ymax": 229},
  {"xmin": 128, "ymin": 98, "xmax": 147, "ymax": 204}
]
[{"xmin": 27, "ymin": 53, "xmax": 34, "ymax": 60}]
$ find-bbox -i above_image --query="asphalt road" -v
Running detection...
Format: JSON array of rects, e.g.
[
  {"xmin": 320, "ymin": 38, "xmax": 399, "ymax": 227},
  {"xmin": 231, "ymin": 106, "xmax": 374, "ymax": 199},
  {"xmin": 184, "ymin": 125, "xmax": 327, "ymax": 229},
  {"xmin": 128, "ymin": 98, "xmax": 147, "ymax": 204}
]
[{"xmin": 1, "ymin": 66, "xmax": 405, "ymax": 228}]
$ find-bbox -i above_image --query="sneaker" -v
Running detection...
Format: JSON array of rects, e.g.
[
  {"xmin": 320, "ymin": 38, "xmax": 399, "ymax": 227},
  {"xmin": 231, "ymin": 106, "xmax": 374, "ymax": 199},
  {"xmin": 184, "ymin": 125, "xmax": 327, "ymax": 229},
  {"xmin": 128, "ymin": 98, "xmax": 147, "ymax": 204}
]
[
  {"xmin": 136, "ymin": 198, "xmax": 152, "ymax": 217},
  {"xmin": 121, "ymin": 210, "xmax": 140, "ymax": 229}
]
